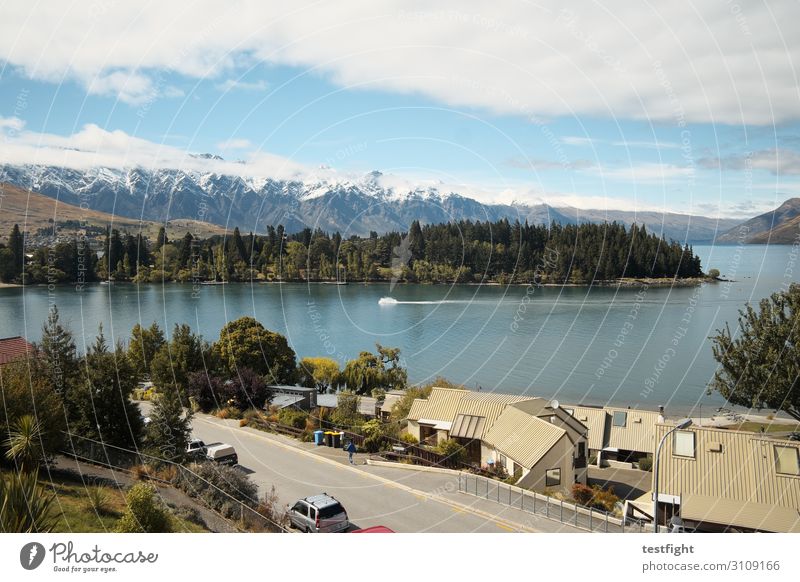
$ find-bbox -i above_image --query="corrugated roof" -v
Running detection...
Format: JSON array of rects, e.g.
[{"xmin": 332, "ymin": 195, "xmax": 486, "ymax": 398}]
[
  {"xmin": 450, "ymin": 414, "xmax": 486, "ymax": 439},
  {"xmin": 483, "ymin": 406, "xmax": 567, "ymax": 469},
  {"xmin": 272, "ymin": 394, "xmax": 305, "ymax": 409},
  {"xmin": 681, "ymin": 494, "xmax": 800, "ymax": 533},
  {"xmin": 605, "ymin": 406, "xmax": 661, "ymax": 453},
  {"xmin": 655, "ymin": 424, "xmax": 800, "ymax": 518},
  {"xmin": 379, "ymin": 391, "xmax": 405, "ymax": 413},
  {"xmin": 0, "ymin": 336, "xmax": 33, "ymax": 366},
  {"xmin": 407, "ymin": 388, "xmax": 470, "ymax": 422},
  {"xmin": 570, "ymin": 406, "xmax": 608, "ymax": 450},
  {"xmin": 455, "ymin": 392, "xmax": 532, "ymax": 439}
]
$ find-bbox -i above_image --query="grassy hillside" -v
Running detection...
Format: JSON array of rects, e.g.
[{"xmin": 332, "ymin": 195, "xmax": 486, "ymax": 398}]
[{"xmin": 0, "ymin": 182, "xmax": 227, "ymax": 241}]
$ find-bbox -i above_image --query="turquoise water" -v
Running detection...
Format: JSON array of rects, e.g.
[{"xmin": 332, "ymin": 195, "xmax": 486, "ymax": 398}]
[{"xmin": 1, "ymin": 244, "xmax": 797, "ymax": 414}]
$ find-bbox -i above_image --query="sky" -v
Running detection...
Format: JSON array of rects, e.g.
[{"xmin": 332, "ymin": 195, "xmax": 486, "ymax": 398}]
[{"xmin": 1, "ymin": 1, "xmax": 799, "ymax": 218}]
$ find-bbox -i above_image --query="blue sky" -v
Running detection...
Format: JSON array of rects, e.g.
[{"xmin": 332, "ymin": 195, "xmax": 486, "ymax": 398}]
[{"xmin": 1, "ymin": 1, "xmax": 799, "ymax": 217}]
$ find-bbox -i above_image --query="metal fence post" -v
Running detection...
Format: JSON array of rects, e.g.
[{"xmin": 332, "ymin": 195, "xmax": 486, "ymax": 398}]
[
  {"xmin": 545, "ymin": 497, "xmax": 549, "ymax": 518},
  {"xmin": 560, "ymin": 499, "xmax": 564, "ymax": 522},
  {"xmin": 605, "ymin": 512, "xmax": 609, "ymax": 532},
  {"xmin": 532, "ymin": 492, "xmax": 535, "ymax": 513},
  {"xmin": 575, "ymin": 505, "xmax": 578, "ymax": 527},
  {"xmin": 589, "ymin": 508, "xmax": 593, "ymax": 531}
]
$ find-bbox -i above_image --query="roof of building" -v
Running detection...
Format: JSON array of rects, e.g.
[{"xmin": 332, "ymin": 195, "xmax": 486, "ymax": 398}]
[
  {"xmin": 681, "ymin": 494, "xmax": 800, "ymax": 533},
  {"xmin": 272, "ymin": 394, "xmax": 306, "ymax": 409},
  {"xmin": 569, "ymin": 406, "xmax": 609, "ymax": 450},
  {"xmin": 0, "ymin": 336, "xmax": 33, "ymax": 366},
  {"xmin": 380, "ymin": 390, "xmax": 405, "ymax": 414},
  {"xmin": 655, "ymin": 424, "xmax": 800, "ymax": 520},
  {"xmin": 605, "ymin": 406, "xmax": 662, "ymax": 453},
  {"xmin": 511, "ymin": 399, "xmax": 588, "ymax": 444},
  {"xmin": 407, "ymin": 388, "xmax": 470, "ymax": 422},
  {"xmin": 270, "ymin": 385, "xmax": 316, "ymax": 393},
  {"xmin": 483, "ymin": 405, "xmax": 568, "ymax": 469},
  {"xmin": 316, "ymin": 393, "xmax": 377, "ymax": 416}
]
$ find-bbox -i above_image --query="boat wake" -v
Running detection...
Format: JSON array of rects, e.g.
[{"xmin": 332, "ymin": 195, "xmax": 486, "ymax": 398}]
[{"xmin": 378, "ymin": 297, "xmax": 487, "ymax": 306}]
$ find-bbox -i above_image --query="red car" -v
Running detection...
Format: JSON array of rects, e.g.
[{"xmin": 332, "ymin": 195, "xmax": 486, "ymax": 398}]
[{"xmin": 350, "ymin": 526, "xmax": 395, "ymax": 533}]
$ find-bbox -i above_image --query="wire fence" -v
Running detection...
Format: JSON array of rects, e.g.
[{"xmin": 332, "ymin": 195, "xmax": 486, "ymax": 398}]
[
  {"xmin": 457, "ymin": 473, "xmax": 646, "ymax": 533},
  {"xmin": 61, "ymin": 432, "xmax": 288, "ymax": 533}
]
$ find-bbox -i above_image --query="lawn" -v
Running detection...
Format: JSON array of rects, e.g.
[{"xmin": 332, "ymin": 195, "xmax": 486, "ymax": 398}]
[
  {"xmin": 5, "ymin": 469, "xmax": 208, "ymax": 533},
  {"xmin": 725, "ymin": 421, "xmax": 800, "ymax": 434}
]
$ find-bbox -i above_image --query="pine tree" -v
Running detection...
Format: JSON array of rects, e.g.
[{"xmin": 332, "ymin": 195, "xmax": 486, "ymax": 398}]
[
  {"xmin": 8, "ymin": 224, "xmax": 24, "ymax": 278},
  {"xmin": 145, "ymin": 384, "xmax": 193, "ymax": 462}
]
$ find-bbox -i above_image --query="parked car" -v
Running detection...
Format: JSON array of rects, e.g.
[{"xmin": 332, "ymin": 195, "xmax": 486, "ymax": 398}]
[
  {"xmin": 351, "ymin": 525, "xmax": 395, "ymax": 533},
  {"xmin": 186, "ymin": 439, "xmax": 206, "ymax": 459},
  {"xmin": 287, "ymin": 494, "xmax": 349, "ymax": 533},
  {"xmin": 204, "ymin": 443, "xmax": 238, "ymax": 466}
]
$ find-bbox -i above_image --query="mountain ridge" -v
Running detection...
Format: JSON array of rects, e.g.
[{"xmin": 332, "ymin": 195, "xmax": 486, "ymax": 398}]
[{"xmin": 0, "ymin": 162, "xmax": 741, "ymax": 242}]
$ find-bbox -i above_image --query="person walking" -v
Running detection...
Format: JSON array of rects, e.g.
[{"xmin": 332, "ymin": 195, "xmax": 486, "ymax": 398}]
[{"xmin": 345, "ymin": 440, "xmax": 357, "ymax": 465}]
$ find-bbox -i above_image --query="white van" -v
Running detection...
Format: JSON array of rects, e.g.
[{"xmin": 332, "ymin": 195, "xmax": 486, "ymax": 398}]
[{"xmin": 205, "ymin": 443, "xmax": 238, "ymax": 466}]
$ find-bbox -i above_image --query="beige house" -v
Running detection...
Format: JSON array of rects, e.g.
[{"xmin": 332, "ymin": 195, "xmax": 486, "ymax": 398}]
[
  {"xmin": 406, "ymin": 388, "xmax": 588, "ymax": 491},
  {"xmin": 626, "ymin": 423, "xmax": 800, "ymax": 532},
  {"xmin": 569, "ymin": 405, "xmax": 663, "ymax": 466},
  {"xmin": 483, "ymin": 399, "xmax": 589, "ymax": 489}
]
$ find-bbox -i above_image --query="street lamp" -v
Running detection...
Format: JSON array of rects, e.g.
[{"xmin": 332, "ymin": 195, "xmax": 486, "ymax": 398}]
[{"xmin": 652, "ymin": 417, "xmax": 692, "ymax": 533}]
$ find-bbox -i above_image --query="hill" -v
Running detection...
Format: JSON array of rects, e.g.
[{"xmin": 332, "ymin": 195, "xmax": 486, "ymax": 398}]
[
  {"xmin": 716, "ymin": 198, "xmax": 800, "ymax": 244},
  {"xmin": 0, "ymin": 182, "xmax": 227, "ymax": 240}
]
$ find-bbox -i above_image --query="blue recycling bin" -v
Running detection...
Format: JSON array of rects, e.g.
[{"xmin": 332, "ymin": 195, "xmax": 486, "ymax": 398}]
[{"xmin": 314, "ymin": 430, "xmax": 325, "ymax": 446}]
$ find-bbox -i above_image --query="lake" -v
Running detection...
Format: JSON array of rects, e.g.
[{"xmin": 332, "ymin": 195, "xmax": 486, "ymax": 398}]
[{"xmin": 1, "ymin": 244, "xmax": 797, "ymax": 415}]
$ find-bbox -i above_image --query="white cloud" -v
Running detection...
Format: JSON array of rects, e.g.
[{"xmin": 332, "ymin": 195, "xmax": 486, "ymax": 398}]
[
  {"xmin": 0, "ymin": 117, "xmax": 26, "ymax": 132},
  {"xmin": 610, "ymin": 140, "xmax": 680, "ymax": 150},
  {"xmin": 560, "ymin": 136, "xmax": 597, "ymax": 147},
  {"xmin": 215, "ymin": 79, "xmax": 269, "ymax": 92},
  {"xmin": 585, "ymin": 162, "xmax": 695, "ymax": 183},
  {"xmin": 0, "ymin": 1, "xmax": 797, "ymax": 123},
  {"xmin": 217, "ymin": 138, "xmax": 254, "ymax": 151},
  {"xmin": 700, "ymin": 148, "xmax": 800, "ymax": 175}
]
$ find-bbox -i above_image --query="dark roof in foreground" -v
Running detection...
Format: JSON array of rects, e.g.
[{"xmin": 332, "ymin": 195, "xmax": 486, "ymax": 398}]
[{"xmin": 0, "ymin": 336, "xmax": 33, "ymax": 366}]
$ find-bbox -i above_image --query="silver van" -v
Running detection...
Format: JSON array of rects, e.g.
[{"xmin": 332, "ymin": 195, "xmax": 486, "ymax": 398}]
[
  {"xmin": 288, "ymin": 494, "xmax": 349, "ymax": 533},
  {"xmin": 204, "ymin": 443, "xmax": 238, "ymax": 466}
]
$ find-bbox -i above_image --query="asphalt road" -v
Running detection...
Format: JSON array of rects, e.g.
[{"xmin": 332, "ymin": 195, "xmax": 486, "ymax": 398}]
[{"xmin": 188, "ymin": 414, "xmax": 525, "ymax": 532}]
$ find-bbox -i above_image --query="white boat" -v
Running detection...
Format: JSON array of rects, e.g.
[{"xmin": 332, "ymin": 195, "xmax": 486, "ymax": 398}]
[{"xmin": 378, "ymin": 297, "xmax": 398, "ymax": 305}]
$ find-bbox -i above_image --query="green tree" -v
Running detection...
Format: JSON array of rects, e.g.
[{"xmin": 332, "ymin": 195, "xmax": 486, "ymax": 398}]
[
  {"xmin": 39, "ymin": 305, "xmax": 79, "ymax": 401},
  {"xmin": 150, "ymin": 324, "xmax": 205, "ymax": 396},
  {"xmin": 7, "ymin": 224, "xmax": 24, "ymax": 279},
  {"xmin": 342, "ymin": 351, "xmax": 383, "ymax": 395},
  {"xmin": 709, "ymin": 283, "xmax": 800, "ymax": 420},
  {"xmin": 0, "ymin": 358, "xmax": 67, "ymax": 461},
  {"xmin": 114, "ymin": 483, "xmax": 173, "ymax": 533},
  {"xmin": 390, "ymin": 385, "xmax": 434, "ymax": 423},
  {"xmin": 298, "ymin": 357, "xmax": 341, "ymax": 393},
  {"xmin": 0, "ymin": 469, "xmax": 58, "ymax": 533},
  {"xmin": 145, "ymin": 385, "xmax": 193, "ymax": 462},
  {"xmin": 214, "ymin": 317, "xmax": 297, "ymax": 384},
  {"xmin": 73, "ymin": 328, "xmax": 144, "ymax": 449},
  {"xmin": 329, "ymin": 391, "xmax": 364, "ymax": 430},
  {"xmin": 128, "ymin": 322, "xmax": 166, "ymax": 377},
  {"xmin": 3, "ymin": 415, "xmax": 46, "ymax": 472}
]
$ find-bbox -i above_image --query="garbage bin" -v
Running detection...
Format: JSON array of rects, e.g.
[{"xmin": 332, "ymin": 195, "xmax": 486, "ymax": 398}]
[
  {"xmin": 313, "ymin": 430, "xmax": 325, "ymax": 446},
  {"xmin": 324, "ymin": 431, "xmax": 335, "ymax": 447},
  {"xmin": 332, "ymin": 432, "xmax": 342, "ymax": 448}
]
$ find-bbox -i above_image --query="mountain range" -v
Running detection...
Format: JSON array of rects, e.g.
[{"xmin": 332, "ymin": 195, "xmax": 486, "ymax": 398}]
[
  {"xmin": 715, "ymin": 198, "xmax": 800, "ymax": 244},
  {"xmin": 0, "ymin": 161, "xmax": 767, "ymax": 243}
]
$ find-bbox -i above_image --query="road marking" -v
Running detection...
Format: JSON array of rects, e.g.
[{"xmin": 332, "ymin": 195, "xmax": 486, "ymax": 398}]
[
  {"xmin": 194, "ymin": 415, "xmax": 542, "ymax": 532},
  {"xmin": 495, "ymin": 522, "xmax": 515, "ymax": 532}
]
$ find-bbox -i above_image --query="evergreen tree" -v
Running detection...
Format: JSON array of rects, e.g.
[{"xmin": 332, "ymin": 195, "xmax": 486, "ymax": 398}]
[
  {"xmin": 8, "ymin": 224, "xmax": 24, "ymax": 279},
  {"xmin": 145, "ymin": 384, "xmax": 193, "ymax": 462}
]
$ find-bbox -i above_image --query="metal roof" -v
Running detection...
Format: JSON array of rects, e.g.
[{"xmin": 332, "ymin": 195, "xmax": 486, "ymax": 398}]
[
  {"xmin": 570, "ymin": 406, "xmax": 609, "ymax": 450},
  {"xmin": 0, "ymin": 336, "xmax": 33, "ymax": 366},
  {"xmin": 655, "ymin": 424, "xmax": 800, "ymax": 525},
  {"xmin": 450, "ymin": 414, "xmax": 486, "ymax": 439},
  {"xmin": 605, "ymin": 407, "xmax": 662, "ymax": 453},
  {"xmin": 407, "ymin": 388, "xmax": 470, "ymax": 422},
  {"xmin": 483, "ymin": 406, "xmax": 567, "ymax": 469},
  {"xmin": 681, "ymin": 494, "xmax": 800, "ymax": 533},
  {"xmin": 271, "ymin": 394, "xmax": 306, "ymax": 409}
]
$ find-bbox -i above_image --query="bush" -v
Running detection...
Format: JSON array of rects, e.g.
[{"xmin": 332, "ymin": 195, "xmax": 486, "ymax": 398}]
[
  {"xmin": 278, "ymin": 408, "xmax": 308, "ymax": 429},
  {"xmin": 171, "ymin": 505, "xmax": 206, "ymax": 528},
  {"xmin": 399, "ymin": 432, "xmax": 418, "ymax": 444},
  {"xmin": 435, "ymin": 439, "xmax": 466, "ymax": 465},
  {"xmin": 638, "ymin": 456, "xmax": 653, "ymax": 471},
  {"xmin": 216, "ymin": 406, "xmax": 242, "ymax": 420},
  {"xmin": 175, "ymin": 462, "xmax": 258, "ymax": 519},
  {"xmin": 85, "ymin": 487, "xmax": 111, "ymax": 515},
  {"xmin": 571, "ymin": 483, "xmax": 619, "ymax": 512},
  {"xmin": 114, "ymin": 483, "xmax": 173, "ymax": 533},
  {"xmin": 571, "ymin": 483, "xmax": 594, "ymax": 506}
]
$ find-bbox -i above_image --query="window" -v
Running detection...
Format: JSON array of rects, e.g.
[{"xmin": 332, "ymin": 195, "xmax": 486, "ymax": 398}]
[
  {"xmin": 499, "ymin": 454, "xmax": 507, "ymax": 467},
  {"xmin": 512, "ymin": 462, "xmax": 522, "ymax": 479},
  {"xmin": 545, "ymin": 468, "xmax": 561, "ymax": 487},
  {"xmin": 775, "ymin": 445, "xmax": 800, "ymax": 476},
  {"xmin": 292, "ymin": 502, "xmax": 307, "ymax": 517},
  {"xmin": 318, "ymin": 503, "xmax": 345, "ymax": 519},
  {"xmin": 673, "ymin": 430, "xmax": 695, "ymax": 458},
  {"xmin": 612, "ymin": 411, "xmax": 627, "ymax": 427}
]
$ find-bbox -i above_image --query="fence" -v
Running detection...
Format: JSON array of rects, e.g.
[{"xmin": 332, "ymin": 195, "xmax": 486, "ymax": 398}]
[
  {"xmin": 457, "ymin": 473, "xmax": 645, "ymax": 533},
  {"xmin": 61, "ymin": 432, "xmax": 288, "ymax": 532}
]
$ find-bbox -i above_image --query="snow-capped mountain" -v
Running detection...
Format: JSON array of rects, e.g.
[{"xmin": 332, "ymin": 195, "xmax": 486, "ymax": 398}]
[{"xmin": 0, "ymin": 162, "xmax": 739, "ymax": 241}]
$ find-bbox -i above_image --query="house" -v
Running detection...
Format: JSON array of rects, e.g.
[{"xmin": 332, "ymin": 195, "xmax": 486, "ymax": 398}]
[
  {"xmin": 378, "ymin": 390, "xmax": 405, "ymax": 420},
  {"xmin": 482, "ymin": 399, "xmax": 589, "ymax": 489},
  {"xmin": 625, "ymin": 423, "xmax": 800, "ymax": 532},
  {"xmin": 0, "ymin": 336, "xmax": 34, "ymax": 367},
  {"xmin": 406, "ymin": 387, "xmax": 589, "ymax": 491},
  {"xmin": 569, "ymin": 404, "xmax": 663, "ymax": 466},
  {"xmin": 269, "ymin": 385, "xmax": 318, "ymax": 410},
  {"xmin": 316, "ymin": 393, "xmax": 377, "ymax": 418}
]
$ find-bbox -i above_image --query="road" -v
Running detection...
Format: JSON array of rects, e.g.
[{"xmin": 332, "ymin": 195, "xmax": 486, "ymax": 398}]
[{"xmin": 141, "ymin": 403, "xmax": 582, "ymax": 532}]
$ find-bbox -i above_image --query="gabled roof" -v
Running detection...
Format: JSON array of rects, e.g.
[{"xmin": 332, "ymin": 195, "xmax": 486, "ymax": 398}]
[
  {"xmin": 605, "ymin": 407, "xmax": 662, "ymax": 452},
  {"xmin": 483, "ymin": 406, "xmax": 568, "ymax": 469},
  {"xmin": 570, "ymin": 406, "xmax": 608, "ymax": 450},
  {"xmin": 407, "ymin": 388, "xmax": 470, "ymax": 422},
  {"xmin": 0, "ymin": 336, "xmax": 33, "ymax": 366}
]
